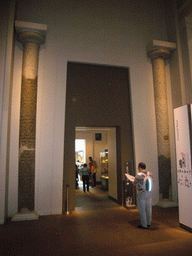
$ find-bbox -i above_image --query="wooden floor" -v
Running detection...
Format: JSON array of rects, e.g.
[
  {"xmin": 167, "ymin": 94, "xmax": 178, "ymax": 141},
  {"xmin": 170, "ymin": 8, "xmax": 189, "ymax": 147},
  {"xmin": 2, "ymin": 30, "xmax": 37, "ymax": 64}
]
[{"xmin": 1, "ymin": 185, "xmax": 192, "ymax": 256}]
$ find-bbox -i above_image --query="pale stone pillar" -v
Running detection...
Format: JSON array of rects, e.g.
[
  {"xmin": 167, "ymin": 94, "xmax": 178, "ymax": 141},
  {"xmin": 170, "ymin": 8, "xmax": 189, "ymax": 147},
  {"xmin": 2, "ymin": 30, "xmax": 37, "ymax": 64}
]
[
  {"xmin": 148, "ymin": 48, "xmax": 171, "ymax": 157},
  {"xmin": 147, "ymin": 40, "xmax": 176, "ymax": 200},
  {"xmin": 12, "ymin": 21, "xmax": 47, "ymax": 221}
]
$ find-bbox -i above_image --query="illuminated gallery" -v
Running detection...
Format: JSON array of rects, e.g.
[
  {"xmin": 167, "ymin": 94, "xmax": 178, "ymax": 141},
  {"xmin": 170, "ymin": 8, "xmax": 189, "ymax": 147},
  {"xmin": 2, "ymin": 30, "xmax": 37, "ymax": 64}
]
[{"xmin": 1, "ymin": 0, "xmax": 192, "ymax": 238}]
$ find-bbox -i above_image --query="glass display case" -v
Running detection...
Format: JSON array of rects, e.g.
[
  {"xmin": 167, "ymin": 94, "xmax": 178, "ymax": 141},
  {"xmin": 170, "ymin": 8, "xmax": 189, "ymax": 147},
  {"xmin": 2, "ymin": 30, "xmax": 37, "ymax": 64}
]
[
  {"xmin": 100, "ymin": 149, "xmax": 109, "ymax": 190},
  {"xmin": 124, "ymin": 161, "xmax": 136, "ymax": 208}
]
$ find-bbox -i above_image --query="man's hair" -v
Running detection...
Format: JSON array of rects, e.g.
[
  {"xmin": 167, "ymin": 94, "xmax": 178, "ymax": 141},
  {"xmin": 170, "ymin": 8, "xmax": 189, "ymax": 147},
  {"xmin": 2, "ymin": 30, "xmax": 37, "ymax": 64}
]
[
  {"xmin": 138, "ymin": 162, "xmax": 146, "ymax": 170},
  {"xmin": 83, "ymin": 163, "xmax": 87, "ymax": 167}
]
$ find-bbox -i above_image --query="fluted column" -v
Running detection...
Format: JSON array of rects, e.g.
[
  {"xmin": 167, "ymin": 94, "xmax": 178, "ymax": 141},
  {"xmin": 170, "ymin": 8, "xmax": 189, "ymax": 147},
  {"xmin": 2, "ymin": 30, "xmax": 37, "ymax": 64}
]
[
  {"xmin": 147, "ymin": 40, "xmax": 176, "ymax": 199},
  {"xmin": 12, "ymin": 21, "xmax": 47, "ymax": 221}
]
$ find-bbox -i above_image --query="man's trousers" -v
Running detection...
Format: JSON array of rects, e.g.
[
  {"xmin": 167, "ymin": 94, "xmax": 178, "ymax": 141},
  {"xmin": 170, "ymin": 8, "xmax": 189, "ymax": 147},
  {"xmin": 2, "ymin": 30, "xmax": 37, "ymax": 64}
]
[{"xmin": 137, "ymin": 190, "xmax": 152, "ymax": 228}]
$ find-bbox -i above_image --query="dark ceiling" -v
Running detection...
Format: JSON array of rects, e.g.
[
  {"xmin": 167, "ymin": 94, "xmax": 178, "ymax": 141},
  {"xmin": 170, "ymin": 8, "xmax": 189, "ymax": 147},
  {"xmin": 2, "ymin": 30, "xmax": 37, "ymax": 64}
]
[{"xmin": 176, "ymin": 0, "xmax": 192, "ymax": 20}]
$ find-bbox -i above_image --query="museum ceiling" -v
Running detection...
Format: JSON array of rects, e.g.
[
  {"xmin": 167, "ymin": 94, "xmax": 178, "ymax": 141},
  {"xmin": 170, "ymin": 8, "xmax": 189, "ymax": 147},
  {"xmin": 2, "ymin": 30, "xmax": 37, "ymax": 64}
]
[{"xmin": 176, "ymin": 0, "xmax": 192, "ymax": 20}]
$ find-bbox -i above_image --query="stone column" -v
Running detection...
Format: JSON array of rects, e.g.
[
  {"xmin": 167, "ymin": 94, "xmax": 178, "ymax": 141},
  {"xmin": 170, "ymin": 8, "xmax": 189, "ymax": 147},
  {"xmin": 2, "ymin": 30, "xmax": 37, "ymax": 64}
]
[
  {"xmin": 147, "ymin": 40, "xmax": 176, "ymax": 200},
  {"xmin": 12, "ymin": 21, "xmax": 47, "ymax": 221}
]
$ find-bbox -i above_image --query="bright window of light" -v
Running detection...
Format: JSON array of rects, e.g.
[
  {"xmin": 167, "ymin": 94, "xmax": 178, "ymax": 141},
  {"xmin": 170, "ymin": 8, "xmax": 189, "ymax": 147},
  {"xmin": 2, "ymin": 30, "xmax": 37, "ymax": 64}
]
[{"xmin": 75, "ymin": 139, "xmax": 86, "ymax": 165}]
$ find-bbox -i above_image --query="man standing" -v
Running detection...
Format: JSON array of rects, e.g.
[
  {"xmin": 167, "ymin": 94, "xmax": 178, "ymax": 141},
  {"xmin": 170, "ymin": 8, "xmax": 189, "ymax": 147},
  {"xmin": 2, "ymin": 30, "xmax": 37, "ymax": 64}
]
[
  {"xmin": 133, "ymin": 162, "xmax": 153, "ymax": 229},
  {"xmin": 80, "ymin": 164, "xmax": 90, "ymax": 192},
  {"xmin": 89, "ymin": 157, "xmax": 98, "ymax": 188}
]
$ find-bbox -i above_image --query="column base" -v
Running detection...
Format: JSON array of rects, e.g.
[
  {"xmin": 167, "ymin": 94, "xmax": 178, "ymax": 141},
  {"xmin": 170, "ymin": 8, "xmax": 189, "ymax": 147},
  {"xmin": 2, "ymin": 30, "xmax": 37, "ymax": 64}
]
[
  {"xmin": 157, "ymin": 199, "xmax": 178, "ymax": 208},
  {"xmin": 11, "ymin": 208, "xmax": 39, "ymax": 222}
]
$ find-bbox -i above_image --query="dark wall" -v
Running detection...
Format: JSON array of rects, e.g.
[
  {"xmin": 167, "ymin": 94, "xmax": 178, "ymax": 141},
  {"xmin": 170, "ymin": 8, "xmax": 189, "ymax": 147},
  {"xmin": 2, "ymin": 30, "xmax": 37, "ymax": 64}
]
[{"xmin": 64, "ymin": 62, "xmax": 134, "ymax": 212}]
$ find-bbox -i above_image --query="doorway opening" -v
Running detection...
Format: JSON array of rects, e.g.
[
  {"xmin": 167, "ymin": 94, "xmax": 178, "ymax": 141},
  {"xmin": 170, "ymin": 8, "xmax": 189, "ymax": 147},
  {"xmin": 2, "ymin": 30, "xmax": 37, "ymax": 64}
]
[
  {"xmin": 75, "ymin": 126, "xmax": 117, "ymax": 189},
  {"xmin": 64, "ymin": 62, "xmax": 135, "ymax": 214},
  {"xmin": 75, "ymin": 126, "xmax": 117, "ymax": 211}
]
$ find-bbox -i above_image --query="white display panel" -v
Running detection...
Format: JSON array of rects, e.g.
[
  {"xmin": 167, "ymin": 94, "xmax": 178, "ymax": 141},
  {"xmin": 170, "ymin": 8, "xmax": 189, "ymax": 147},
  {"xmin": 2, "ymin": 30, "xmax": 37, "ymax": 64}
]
[{"xmin": 174, "ymin": 105, "xmax": 192, "ymax": 230}]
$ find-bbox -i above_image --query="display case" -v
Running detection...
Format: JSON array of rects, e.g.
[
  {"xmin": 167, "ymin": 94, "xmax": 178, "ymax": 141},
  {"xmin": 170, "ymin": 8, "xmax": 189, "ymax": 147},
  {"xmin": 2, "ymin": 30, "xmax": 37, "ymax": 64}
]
[
  {"xmin": 100, "ymin": 149, "xmax": 109, "ymax": 190},
  {"xmin": 124, "ymin": 161, "xmax": 136, "ymax": 208}
]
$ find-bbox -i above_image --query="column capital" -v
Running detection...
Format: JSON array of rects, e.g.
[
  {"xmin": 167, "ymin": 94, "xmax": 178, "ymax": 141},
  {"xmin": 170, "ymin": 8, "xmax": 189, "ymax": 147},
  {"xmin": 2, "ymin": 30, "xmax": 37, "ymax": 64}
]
[
  {"xmin": 15, "ymin": 20, "xmax": 47, "ymax": 45},
  {"xmin": 147, "ymin": 40, "xmax": 176, "ymax": 60}
]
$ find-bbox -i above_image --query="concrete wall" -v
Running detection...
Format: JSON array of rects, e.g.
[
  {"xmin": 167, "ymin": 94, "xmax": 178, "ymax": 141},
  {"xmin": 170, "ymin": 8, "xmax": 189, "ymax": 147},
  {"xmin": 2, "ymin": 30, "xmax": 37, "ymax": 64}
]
[
  {"xmin": 0, "ymin": 0, "xmax": 10, "ymax": 225},
  {"xmin": 1, "ymin": 0, "xmax": 183, "ymax": 220},
  {"xmin": 107, "ymin": 128, "xmax": 117, "ymax": 200},
  {"xmin": 0, "ymin": 0, "xmax": 16, "ymax": 224}
]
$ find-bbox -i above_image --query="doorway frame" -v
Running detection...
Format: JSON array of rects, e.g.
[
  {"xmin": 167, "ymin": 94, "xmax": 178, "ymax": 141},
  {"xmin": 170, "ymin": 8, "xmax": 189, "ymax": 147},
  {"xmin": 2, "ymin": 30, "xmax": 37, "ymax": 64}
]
[{"xmin": 63, "ymin": 61, "xmax": 135, "ymax": 214}]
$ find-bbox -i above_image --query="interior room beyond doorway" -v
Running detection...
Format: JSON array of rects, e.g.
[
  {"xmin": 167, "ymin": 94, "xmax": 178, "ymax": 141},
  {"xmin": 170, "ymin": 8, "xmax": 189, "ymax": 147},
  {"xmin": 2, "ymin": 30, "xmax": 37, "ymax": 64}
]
[{"xmin": 75, "ymin": 127, "xmax": 117, "ymax": 201}]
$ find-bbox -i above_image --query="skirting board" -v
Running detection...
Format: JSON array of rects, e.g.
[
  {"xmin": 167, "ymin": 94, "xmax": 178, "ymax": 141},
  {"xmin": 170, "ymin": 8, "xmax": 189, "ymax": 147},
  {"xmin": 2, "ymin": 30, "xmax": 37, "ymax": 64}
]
[
  {"xmin": 11, "ymin": 211, "xmax": 39, "ymax": 222},
  {"xmin": 180, "ymin": 223, "xmax": 192, "ymax": 233},
  {"xmin": 157, "ymin": 200, "xmax": 178, "ymax": 208}
]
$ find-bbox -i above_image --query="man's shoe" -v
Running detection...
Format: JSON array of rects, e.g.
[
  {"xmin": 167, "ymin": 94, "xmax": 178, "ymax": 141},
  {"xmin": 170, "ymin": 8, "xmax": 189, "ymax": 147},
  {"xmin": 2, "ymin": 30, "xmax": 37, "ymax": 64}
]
[{"xmin": 138, "ymin": 225, "xmax": 148, "ymax": 229}]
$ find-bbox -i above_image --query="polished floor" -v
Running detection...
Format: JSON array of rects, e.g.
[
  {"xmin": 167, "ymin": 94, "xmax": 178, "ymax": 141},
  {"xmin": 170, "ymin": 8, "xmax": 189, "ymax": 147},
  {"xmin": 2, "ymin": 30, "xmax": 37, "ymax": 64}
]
[{"xmin": 1, "ymin": 185, "xmax": 192, "ymax": 256}]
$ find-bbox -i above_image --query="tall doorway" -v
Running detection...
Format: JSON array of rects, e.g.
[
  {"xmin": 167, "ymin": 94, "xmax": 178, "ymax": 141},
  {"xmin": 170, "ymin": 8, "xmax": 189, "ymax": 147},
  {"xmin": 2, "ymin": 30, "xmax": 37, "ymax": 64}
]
[{"xmin": 63, "ymin": 62, "xmax": 134, "ymax": 213}]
